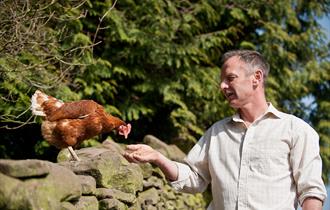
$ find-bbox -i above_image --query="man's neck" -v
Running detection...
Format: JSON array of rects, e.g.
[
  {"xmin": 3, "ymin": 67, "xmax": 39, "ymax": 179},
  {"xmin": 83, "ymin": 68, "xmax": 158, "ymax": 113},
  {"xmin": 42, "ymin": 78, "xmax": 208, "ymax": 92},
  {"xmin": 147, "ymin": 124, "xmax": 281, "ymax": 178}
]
[{"xmin": 238, "ymin": 99, "xmax": 268, "ymax": 126}]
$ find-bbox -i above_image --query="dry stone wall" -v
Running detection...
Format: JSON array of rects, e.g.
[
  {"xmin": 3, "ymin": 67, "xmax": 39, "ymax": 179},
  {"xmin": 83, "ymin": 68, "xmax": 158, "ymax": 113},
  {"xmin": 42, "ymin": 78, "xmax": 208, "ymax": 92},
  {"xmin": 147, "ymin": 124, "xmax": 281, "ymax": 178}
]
[{"xmin": 0, "ymin": 135, "xmax": 206, "ymax": 210}]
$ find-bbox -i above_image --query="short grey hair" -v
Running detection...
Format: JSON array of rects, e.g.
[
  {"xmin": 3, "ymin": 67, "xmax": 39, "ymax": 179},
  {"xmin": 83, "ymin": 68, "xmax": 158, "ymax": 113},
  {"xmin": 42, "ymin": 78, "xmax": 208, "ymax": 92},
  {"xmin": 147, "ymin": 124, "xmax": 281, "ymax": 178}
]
[{"xmin": 221, "ymin": 50, "xmax": 270, "ymax": 80}]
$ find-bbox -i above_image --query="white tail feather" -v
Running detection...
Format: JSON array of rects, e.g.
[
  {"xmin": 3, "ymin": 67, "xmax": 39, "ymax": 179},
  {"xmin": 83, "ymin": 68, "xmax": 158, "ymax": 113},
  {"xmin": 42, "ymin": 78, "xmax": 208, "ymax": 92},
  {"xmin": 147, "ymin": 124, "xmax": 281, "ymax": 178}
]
[
  {"xmin": 31, "ymin": 90, "xmax": 47, "ymax": 116},
  {"xmin": 30, "ymin": 90, "xmax": 65, "ymax": 116}
]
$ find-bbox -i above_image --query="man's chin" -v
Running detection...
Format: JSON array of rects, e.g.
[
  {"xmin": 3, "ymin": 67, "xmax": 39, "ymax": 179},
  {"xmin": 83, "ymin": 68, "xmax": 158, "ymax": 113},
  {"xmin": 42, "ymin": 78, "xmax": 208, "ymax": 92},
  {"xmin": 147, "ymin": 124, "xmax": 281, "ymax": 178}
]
[{"xmin": 228, "ymin": 101, "xmax": 240, "ymax": 109}]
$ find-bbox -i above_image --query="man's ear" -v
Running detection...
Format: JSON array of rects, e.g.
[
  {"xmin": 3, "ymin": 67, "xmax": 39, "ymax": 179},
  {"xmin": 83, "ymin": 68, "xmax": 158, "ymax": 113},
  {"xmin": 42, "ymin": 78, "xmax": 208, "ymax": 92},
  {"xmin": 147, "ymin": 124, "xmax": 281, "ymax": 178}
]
[{"xmin": 253, "ymin": 69, "xmax": 263, "ymax": 86}]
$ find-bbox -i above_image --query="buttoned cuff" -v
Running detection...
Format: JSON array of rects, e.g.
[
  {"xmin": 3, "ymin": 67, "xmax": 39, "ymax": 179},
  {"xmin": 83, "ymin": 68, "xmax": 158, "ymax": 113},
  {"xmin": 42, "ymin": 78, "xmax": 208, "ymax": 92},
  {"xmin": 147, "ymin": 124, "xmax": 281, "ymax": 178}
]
[{"xmin": 170, "ymin": 161, "xmax": 191, "ymax": 190}]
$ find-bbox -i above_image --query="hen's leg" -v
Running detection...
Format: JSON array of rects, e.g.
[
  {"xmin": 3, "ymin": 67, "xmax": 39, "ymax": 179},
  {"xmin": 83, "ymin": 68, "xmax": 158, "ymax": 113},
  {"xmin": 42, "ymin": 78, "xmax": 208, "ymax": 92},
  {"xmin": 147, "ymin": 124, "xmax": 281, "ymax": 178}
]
[{"xmin": 68, "ymin": 146, "xmax": 80, "ymax": 161}]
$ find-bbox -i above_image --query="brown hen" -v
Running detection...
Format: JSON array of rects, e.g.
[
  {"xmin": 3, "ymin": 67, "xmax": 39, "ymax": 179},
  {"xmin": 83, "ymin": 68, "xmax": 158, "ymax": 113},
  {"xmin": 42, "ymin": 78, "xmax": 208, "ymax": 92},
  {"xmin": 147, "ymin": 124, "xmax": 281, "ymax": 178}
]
[{"xmin": 31, "ymin": 90, "xmax": 131, "ymax": 161}]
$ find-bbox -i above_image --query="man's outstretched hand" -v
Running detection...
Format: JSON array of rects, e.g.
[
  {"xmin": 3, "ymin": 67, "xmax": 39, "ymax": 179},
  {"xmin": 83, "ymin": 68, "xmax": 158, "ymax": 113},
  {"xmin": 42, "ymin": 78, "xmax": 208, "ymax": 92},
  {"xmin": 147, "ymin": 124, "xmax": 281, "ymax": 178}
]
[
  {"xmin": 124, "ymin": 144, "xmax": 160, "ymax": 164},
  {"xmin": 123, "ymin": 144, "xmax": 179, "ymax": 181}
]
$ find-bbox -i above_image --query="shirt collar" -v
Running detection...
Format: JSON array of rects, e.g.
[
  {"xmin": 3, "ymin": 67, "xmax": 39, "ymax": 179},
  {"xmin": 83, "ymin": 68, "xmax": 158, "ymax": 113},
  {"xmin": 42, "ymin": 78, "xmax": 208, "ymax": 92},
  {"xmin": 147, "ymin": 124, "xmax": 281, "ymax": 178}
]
[
  {"xmin": 266, "ymin": 103, "xmax": 282, "ymax": 119},
  {"xmin": 232, "ymin": 102, "xmax": 282, "ymax": 123}
]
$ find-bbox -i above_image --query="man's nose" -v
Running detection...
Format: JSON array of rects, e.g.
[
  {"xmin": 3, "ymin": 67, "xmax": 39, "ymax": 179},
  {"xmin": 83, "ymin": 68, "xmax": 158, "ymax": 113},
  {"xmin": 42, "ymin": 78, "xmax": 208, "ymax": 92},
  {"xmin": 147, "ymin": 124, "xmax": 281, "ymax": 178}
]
[{"xmin": 220, "ymin": 81, "xmax": 228, "ymax": 90}]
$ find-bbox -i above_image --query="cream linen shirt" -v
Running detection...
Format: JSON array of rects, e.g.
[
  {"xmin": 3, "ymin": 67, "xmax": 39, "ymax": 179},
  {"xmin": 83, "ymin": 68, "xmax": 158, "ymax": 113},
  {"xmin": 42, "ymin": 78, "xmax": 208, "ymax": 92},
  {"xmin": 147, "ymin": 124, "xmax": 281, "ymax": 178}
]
[{"xmin": 171, "ymin": 104, "xmax": 327, "ymax": 210}]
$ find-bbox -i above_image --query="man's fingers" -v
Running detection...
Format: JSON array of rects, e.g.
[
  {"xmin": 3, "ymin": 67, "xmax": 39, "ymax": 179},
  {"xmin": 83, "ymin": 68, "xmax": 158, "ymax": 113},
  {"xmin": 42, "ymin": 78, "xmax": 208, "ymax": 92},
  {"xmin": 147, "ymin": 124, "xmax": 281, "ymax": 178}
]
[
  {"xmin": 132, "ymin": 153, "xmax": 143, "ymax": 160},
  {"xmin": 124, "ymin": 144, "xmax": 154, "ymax": 164},
  {"xmin": 123, "ymin": 152, "xmax": 138, "ymax": 162},
  {"xmin": 125, "ymin": 144, "xmax": 140, "ymax": 150},
  {"xmin": 126, "ymin": 144, "xmax": 148, "ymax": 151},
  {"xmin": 123, "ymin": 152, "xmax": 146, "ymax": 164}
]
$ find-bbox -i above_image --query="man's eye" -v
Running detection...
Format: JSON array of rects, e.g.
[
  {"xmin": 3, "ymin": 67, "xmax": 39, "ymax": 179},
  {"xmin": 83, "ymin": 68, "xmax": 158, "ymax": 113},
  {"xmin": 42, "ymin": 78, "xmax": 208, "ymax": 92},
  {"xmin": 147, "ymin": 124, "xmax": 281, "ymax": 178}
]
[{"xmin": 227, "ymin": 76, "xmax": 236, "ymax": 81}]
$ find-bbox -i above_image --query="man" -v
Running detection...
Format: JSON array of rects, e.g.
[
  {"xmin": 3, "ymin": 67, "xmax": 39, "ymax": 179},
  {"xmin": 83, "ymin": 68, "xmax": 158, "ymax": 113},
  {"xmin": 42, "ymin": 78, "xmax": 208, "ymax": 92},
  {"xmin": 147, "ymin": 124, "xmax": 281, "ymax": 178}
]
[{"xmin": 124, "ymin": 50, "xmax": 327, "ymax": 210}]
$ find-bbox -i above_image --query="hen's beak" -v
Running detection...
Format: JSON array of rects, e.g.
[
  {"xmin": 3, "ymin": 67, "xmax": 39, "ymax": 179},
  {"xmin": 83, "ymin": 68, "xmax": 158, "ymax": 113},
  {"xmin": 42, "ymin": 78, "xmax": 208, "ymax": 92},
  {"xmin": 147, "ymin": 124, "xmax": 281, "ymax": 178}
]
[{"xmin": 119, "ymin": 124, "xmax": 132, "ymax": 139}]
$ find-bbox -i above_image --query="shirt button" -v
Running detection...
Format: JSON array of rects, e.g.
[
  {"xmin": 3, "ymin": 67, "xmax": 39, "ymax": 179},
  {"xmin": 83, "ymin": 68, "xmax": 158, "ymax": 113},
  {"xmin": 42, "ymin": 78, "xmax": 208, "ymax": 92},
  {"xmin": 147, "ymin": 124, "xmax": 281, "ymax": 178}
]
[{"xmin": 241, "ymin": 159, "xmax": 247, "ymax": 166}]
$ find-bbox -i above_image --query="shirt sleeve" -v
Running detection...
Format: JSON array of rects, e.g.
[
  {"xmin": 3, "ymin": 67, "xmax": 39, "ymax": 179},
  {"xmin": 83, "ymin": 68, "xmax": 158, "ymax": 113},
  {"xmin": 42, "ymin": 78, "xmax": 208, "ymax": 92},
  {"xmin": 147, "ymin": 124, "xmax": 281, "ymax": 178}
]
[
  {"xmin": 170, "ymin": 133, "xmax": 212, "ymax": 194},
  {"xmin": 289, "ymin": 116, "xmax": 327, "ymax": 205}
]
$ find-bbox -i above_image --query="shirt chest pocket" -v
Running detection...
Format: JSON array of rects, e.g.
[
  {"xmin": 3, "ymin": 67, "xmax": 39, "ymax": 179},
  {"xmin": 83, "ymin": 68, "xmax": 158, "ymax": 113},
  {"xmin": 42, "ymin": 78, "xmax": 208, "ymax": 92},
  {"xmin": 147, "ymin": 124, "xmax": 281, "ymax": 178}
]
[{"xmin": 249, "ymin": 146, "xmax": 290, "ymax": 176}]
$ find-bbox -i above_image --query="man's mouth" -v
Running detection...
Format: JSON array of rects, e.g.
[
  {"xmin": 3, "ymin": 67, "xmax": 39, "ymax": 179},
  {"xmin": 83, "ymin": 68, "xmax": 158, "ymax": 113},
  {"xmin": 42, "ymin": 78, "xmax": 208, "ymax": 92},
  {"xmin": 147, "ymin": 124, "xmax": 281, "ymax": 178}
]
[{"xmin": 225, "ymin": 91, "xmax": 235, "ymax": 100}]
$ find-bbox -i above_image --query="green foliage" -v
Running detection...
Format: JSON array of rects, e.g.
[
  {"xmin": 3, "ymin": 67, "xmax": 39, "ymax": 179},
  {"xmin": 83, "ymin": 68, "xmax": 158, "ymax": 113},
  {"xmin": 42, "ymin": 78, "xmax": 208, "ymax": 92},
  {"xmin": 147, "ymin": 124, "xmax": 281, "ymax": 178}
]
[{"xmin": 0, "ymin": 0, "xmax": 329, "ymax": 182}]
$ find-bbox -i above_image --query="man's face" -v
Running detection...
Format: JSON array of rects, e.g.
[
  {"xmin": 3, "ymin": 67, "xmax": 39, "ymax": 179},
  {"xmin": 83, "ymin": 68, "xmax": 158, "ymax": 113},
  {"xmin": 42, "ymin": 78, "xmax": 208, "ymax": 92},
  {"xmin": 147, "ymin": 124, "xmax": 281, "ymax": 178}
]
[{"xmin": 220, "ymin": 56, "xmax": 255, "ymax": 108}]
